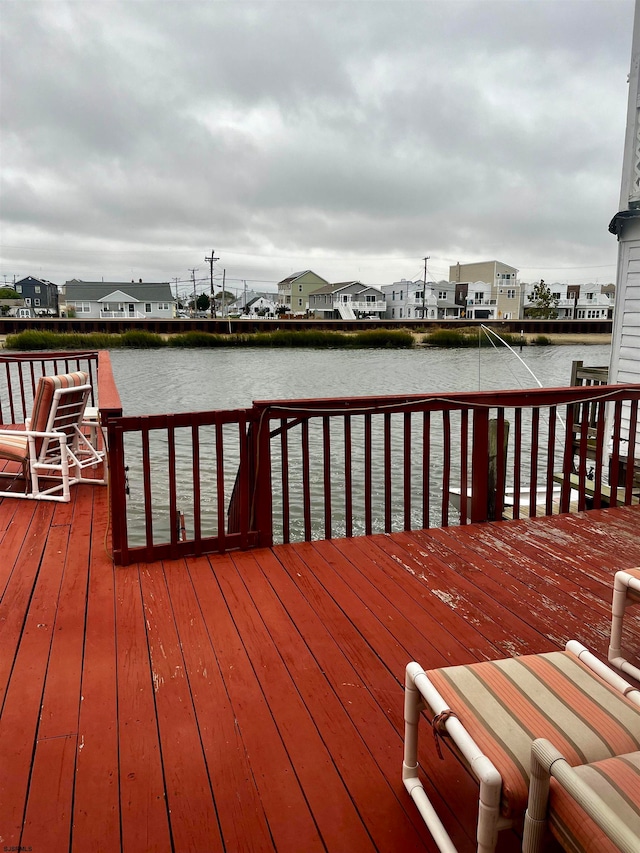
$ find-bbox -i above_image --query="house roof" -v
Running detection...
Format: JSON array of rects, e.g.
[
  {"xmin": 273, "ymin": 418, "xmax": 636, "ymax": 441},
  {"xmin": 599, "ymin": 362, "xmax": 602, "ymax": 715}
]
[
  {"xmin": 64, "ymin": 281, "xmax": 175, "ymax": 302},
  {"xmin": 277, "ymin": 270, "xmax": 329, "ymax": 287}
]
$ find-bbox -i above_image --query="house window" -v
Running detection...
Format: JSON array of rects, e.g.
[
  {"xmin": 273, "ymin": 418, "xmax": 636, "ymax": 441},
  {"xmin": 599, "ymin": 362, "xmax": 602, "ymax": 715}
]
[
  {"xmin": 298, "ymin": 284, "xmax": 303, "ymax": 292},
  {"xmin": 16, "ymin": 284, "xmax": 22, "ymax": 293},
  {"xmin": 159, "ymin": 303, "xmax": 169, "ymax": 310},
  {"xmin": 34, "ymin": 298, "xmax": 41, "ymax": 307},
  {"xmin": 552, "ymin": 292, "xmax": 560, "ymax": 300},
  {"xmin": 507, "ymin": 289, "xmax": 516, "ymax": 299},
  {"xmin": 392, "ymin": 291, "xmax": 395, "ymax": 301},
  {"xmin": 407, "ymin": 308, "xmax": 411, "ymax": 318},
  {"xmin": 391, "ymin": 308, "xmax": 395, "ymax": 318},
  {"xmin": 399, "ymin": 307, "xmax": 403, "ymax": 318},
  {"xmin": 298, "ymin": 298, "xmax": 302, "ymax": 307},
  {"xmin": 438, "ymin": 291, "xmax": 447, "ymax": 300},
  {"xmin": 71, "ymin": 302, "xmax": 90, "ymax": 313},
  {"xmin": 400, "ymin": 291, "xmax": 403, "ymax": 300},
  {"xmin": 586, "ymin": 292, "xmax": 593, "ymax": 300},
  {"xmin": 475, "ymin": 292, "xmax": 483, "ymax": 302},
  {"xmin": 145, "ymin": 303, "xmax": 152, "ymax": 313},
  {"xmin": 25, "ymin": 297, "xmax": 31, "ymax": 306},
  {"xmin": 35, "ymin": 285, "xmax": 41, "ymax": 293}
]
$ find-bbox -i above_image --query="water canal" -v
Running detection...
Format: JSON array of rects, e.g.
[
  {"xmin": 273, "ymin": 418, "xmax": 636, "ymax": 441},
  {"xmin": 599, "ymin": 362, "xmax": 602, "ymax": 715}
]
[
  {"xmin": 110, "ymin": 342, "xmax": 611, "ymax": 414},
  {"xmin": 108, "ymin": 343, "xmax": 612, "ymax": 549}
]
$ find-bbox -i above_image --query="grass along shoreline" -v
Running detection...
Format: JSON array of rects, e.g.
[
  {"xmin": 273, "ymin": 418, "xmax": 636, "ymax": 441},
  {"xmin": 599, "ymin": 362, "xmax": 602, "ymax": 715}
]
[{"xmin": 1, "ymin": 328, "xmax": 611, "ymax": 351}]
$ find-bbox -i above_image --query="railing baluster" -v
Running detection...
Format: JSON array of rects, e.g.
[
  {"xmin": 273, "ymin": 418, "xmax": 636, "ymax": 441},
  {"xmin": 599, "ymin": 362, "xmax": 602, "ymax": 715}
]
[
  {"xmin": 167, "ymin": 422, "xmax": 178, "ymax": 549},
  {"xmin": 513, "ymin": 409, "xmax": 522, "ymax": 519},
  {"xmin": 384, "ymin": 412, "xmax": 392, "ymax": 532},
  {"xmin": 280, "ymin": 417, "xmax": 290, "ymax": 544},
  {"xmin": 216, "ymin": 421, "xmax": 226, "ymax": 552},
  {"xmin": 344, "ymin": 414, "xmax": 353, "ymax": 538},
  {"xmin": 142, "ymin": 426, "xmax": 154, "ymax": 557},
  {"xmin": 365, "ymin": 413, "xmax": 372, "ymax": 536},
  {"xmin": 545, "ymin": 406, "xmax": 557, "ymax": 515},
  {"xmin": 302, "ymin": 419, "xmax": 311, "ymax": 540},
  {"xmin": 625, "ymin": 399, "xmax": 638, "ymax": 503},
  {"xmin": 529, "ymin": 408, "xmax": 540, "ymax": 518},
  {"xmin": 494, "ymin": 409, "xmax": 507, "ymax": 521},
  {"xmin": 192, "ymin": 423, "xmax": 202, "ymax": 548},
  {"xmin": 441, "ymin": 410, "xmax": 450, "ymax": 527},
  {"xmin": 609, "ymin": 400, "xmax": 623, "ymax": 509},
  {"xmin": 403, "ymin": 412, "xmax": 411, "ymax": 531},
  {"xmin": 460, "ymin": 409, "xmax": 469, "ymax": 525},
  {"xmin": 323, "ymin": 416, "xmax": 332, "ymax": 539},
  {"xmin": 422, "ymin": 411, "xmax": 430, "ymax": 529}
]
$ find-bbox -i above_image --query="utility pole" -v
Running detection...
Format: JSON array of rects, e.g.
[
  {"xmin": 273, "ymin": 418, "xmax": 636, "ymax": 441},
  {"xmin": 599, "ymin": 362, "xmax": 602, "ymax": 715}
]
[
  {"xmin": 221, "ymin": 269, "xmax": 226, "ymax": 318},
  {"xmin": 172, "ymin": 277, "xmax": 180, "ymax": 308},
  {"xmin": 189, "ymin": 268, "xmax": 198, "ymax": 316},
  {"xmin": 205, "ymin": 249, "xmax": 219, "ymax": 318},
  {"xmin": 422, "ymin": 256, "xmax": 430, "ymax": 319}
]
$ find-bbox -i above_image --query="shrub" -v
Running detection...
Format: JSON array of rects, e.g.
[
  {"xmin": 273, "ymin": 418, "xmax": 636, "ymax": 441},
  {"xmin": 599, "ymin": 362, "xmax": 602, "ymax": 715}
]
[
  {"xmin": 119, "ymin": 330, "xmax": 165, "ymax": 348},
  {"xmin": 351, "ymin": 329, "xmax": 414, "ymax": 348},
  {"xmin": 531, "ymin": 335, "xmax": 552, "ymax": 346}
]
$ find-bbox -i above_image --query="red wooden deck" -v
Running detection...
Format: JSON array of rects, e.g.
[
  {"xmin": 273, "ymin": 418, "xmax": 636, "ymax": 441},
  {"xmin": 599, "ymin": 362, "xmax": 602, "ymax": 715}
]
[{"xmin": 1, "ymin": 484, "xmax": 640, "ymax": 852}]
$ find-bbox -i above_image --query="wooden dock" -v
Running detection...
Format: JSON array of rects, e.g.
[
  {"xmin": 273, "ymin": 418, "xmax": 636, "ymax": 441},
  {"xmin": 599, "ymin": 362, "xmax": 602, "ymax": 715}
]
[{"xmin": 2, "ymin": 484, "xmax": 640, "ymax": 852}]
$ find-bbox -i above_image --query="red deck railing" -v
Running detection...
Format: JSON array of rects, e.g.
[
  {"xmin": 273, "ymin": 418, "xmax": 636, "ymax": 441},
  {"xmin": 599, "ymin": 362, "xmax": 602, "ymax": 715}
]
[
  {"xmin": 0, "ymin": 350, "xmax": 122, "ymax": 425},
  {"xmin": 106, "ymin": 383, "xmax": 640, "ymax": 566},
  {"xmin": 2, "ymin": 351, "xmax": 638, "ymax": 566}
]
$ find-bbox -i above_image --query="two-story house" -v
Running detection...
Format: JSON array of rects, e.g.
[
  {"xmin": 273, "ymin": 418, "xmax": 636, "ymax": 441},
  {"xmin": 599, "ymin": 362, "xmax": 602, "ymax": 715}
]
[
  {"xmin": 450, "ymin": 260, "xmax": 520, "ymax": 318},
  {"xmin": 63, "ymin": 280, "xmax": 176, "ymax": 319},
  {"xmin": 276, "ymin": 271, "xmax": 330, "ymax": 315},
  {"xmin": 382, "ymin": 280, "xmax": 438, "ymax": 319},
  {"xmin": 309, "ymin": 282, "xmax": 386, "ymax": 319},
  {"xmin": 14, "ymin": 276, "xmax": 59, "ymax": 316}
]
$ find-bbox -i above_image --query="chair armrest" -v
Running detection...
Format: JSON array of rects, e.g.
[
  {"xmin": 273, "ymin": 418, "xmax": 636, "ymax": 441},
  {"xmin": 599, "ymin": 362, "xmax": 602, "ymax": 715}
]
[{"xmin": 525, "ymin": 739, "xmax": 640, "ymax": 853}]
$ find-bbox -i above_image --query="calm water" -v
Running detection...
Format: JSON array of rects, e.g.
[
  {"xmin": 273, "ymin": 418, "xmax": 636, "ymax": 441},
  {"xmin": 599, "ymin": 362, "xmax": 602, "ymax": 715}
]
[{"xmin": 110, "ymin": 343, "xmax": 611, "ymax": 414}]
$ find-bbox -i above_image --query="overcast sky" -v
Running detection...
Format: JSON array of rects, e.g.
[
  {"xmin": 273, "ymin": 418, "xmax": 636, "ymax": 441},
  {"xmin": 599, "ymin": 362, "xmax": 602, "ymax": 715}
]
[{"xmin": 0, "ymin": 0, "xmax": 635, "ymax": 300}]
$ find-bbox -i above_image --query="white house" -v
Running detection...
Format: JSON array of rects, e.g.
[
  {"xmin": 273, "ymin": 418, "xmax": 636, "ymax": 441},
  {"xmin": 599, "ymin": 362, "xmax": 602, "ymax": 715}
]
[
  {"xmin": 309, "ymin": 281, "xmax": 386, "ymax": 320},
  {"xmin": 382, "ymin": 280, "xmax": 438, "ymax": 320},
  {"xmin": 63, "ymin": 280, "xmax": 176, "ymax": 319}
]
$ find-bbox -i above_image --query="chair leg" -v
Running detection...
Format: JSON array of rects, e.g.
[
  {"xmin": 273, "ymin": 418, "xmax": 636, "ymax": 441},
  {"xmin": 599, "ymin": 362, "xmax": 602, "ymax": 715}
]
[
  {"xmin": 608, "ymin": 572, "xmax": 640, "ymax": 682},
  {"xmin": 522, "ymin": 743, "xmax": 552, "ymax": 853}
]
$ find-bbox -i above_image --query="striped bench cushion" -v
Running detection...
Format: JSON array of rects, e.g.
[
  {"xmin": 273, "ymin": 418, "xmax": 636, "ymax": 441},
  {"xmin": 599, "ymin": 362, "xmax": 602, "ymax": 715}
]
[
  {"xmin": 549, "ymin": 751, "xmax": 640, "ymax": 852},
  {"xmin": 428, "ymin": 650, "xmax": 640, "ymax": 818}
]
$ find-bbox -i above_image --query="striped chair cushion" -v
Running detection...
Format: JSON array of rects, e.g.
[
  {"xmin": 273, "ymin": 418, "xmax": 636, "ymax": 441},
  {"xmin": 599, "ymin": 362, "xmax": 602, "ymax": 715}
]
[
  {"xmin": 549, "ymin": 751, "xmax": 640, "ymax": 852},
  {"xmin": 0, "ymin": 429, "xmax": 29, "ymax": 462},
  {"xmin": 428, "ymin": 650, "xmax": 640, "ymax": 818},
  {"xmin": 0, "ymin": 372, "xmax": 89, "ymax": 463},
  {"xmin": 30, "ymin": 371, "xmax": 89, "ymax": 433}
]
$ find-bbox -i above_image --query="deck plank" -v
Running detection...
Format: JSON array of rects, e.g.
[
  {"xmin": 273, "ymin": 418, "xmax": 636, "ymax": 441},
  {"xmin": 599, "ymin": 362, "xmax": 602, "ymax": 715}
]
[
  {"xmin": 115, "ymin": 563, "xmax": 172, "ymax": 853},
  {"xmin": 162, "ymin": 556, "xmax": 274, "ymax": 852},
  {"xmin": 215, "ymin": 550, "xmax": 377, "ymax": 853},
  {"xmin": 231, "ymin": 547, "xmax": 434, "ymax": 852},
  {"xmin": 2, "ymin": 486, "xmax": 640, "ymax": 853},
  {"xmin": 0, "ymin": 521, "xmax": 70, "ymax": 847},
  {"xmin": 72, "ymin": 490, "xmax": 120, "ymax": 853},
  {"xmin": 187, "ymin": 552, "xmax": 326, "ymax": 852}
]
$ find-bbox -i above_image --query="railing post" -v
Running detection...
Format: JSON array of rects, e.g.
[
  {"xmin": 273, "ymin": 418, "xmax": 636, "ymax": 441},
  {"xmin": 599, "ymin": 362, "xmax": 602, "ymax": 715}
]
[
  {"xmin": 252, "ymin": 406, "xmax": 274, "ymax": 547},
  {"xmin": 106, "ymin": 419, "xmax": 128, "ymax": 565},
  {"xmin": 471, "ymin": 408, "xmax": 490, "ymax": 523}
]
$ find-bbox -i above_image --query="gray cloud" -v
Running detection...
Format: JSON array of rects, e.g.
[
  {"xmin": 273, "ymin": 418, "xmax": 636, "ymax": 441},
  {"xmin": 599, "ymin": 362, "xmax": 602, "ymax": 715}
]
[{"xmin": 0, "ymin": 0, "xmax": 635, "ymax": 292}]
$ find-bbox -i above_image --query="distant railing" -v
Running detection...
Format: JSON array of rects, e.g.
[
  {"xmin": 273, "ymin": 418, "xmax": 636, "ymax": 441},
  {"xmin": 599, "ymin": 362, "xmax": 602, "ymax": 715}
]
[
  {"xmin": 106, "ymin": 383, "xmax": 640, "ymax": 566},
  {"xmin": 0, "ymin": 350, "xmax": 122, "ymax": 426}
]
